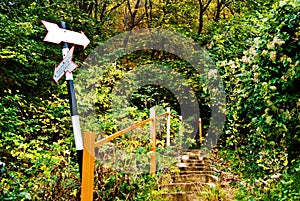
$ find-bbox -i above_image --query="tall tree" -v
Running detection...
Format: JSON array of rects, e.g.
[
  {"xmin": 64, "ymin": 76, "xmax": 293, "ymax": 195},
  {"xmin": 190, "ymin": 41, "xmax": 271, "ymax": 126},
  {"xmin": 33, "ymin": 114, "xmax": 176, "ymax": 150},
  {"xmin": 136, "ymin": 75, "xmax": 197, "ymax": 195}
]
[
  {"xmin": 124, "ymin": 0, "xmax": 145, "ymax": 30},
  {"xmin": 197, "ymin": 0, "xmax": 213, "ymax": 34}
]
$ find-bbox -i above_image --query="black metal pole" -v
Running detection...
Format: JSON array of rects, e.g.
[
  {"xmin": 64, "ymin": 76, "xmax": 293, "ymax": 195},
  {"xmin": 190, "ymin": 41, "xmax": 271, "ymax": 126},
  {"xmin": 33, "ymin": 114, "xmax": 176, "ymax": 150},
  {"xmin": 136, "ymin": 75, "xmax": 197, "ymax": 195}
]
[{"xmin": 59, "ymin": 21, "xmax": 83, "ymax": 180}]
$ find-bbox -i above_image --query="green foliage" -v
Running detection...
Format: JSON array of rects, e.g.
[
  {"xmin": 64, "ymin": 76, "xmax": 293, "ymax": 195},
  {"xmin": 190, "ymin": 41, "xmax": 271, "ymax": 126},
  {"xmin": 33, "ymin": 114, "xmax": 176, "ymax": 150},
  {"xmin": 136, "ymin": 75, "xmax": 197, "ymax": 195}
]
[
  {"xmin": 1, "ymin": 0, "xmax": 299, "ymax": 200},
  {"xmin": 235, "ymin": 159, "xmax": 300, "ymax": 200},
  {"xmin": 0, "ymin": 2, "xmax": 103, "ymax": 199},
  {"xmin": 94, "ymin": 165, "xmax": 162, "ymax": 201},
  {"xmin": 0, "ymin": 90, "xmax": 81, "ymax": 200},
  {"xmin": 211, "ymin": 1, "xmax": 300, "ymax": 200},
  {"xmin": 217, "ymin": 0, "xmax": 300, "ymax": 176},
  {"xmin": 0, "ymin": 0, "xmax": 101, "ymax": 100},
  {"xmin": 198, "ymin": 184, "xmax": 233, "ymax": 201}
]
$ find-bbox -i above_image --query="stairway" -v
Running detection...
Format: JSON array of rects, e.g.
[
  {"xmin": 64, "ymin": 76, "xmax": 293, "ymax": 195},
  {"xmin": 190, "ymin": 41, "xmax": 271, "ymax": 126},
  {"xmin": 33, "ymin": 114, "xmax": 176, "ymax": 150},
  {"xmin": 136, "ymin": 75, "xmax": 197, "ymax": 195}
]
[{"xmin": 158, "ymin": 149, "xmax": 219, "ymax": 201}]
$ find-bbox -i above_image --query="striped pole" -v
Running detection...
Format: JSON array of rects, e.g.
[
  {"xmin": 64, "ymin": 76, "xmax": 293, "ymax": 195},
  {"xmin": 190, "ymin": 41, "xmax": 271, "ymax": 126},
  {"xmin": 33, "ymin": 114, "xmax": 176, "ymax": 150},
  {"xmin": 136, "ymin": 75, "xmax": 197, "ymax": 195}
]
[{"xmin": 59, "ymin": 21, "xmax": 83, "ymax": 179}]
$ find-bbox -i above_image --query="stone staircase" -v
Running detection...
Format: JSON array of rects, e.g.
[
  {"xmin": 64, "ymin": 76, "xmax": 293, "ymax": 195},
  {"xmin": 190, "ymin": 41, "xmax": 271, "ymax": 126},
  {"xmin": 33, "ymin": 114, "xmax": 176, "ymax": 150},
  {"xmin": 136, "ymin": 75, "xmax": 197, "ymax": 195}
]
[{"xmin": 158, "ymin": 149, "xmax": 219, "ymax": 201}]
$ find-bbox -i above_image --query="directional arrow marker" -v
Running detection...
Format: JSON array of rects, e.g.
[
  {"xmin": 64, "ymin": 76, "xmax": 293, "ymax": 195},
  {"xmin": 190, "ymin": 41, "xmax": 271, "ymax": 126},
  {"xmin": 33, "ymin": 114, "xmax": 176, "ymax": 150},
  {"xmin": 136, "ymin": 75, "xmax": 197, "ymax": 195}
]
[
  {"xmin": 41, "ymin": 20, "xmax": 90, "ymax": 49},
  {"xmin": 53, "ymin": 46, "xmax": 78, "ymax": 83}
]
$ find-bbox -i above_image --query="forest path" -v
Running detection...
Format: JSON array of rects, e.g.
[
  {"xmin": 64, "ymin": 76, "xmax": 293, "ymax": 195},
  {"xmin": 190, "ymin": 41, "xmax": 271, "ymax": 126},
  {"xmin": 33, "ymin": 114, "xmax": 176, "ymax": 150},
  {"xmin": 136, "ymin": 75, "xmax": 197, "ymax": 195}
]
[{"xmin": 158, "ymin": 149, "xmax": 220, "ymax": 201}]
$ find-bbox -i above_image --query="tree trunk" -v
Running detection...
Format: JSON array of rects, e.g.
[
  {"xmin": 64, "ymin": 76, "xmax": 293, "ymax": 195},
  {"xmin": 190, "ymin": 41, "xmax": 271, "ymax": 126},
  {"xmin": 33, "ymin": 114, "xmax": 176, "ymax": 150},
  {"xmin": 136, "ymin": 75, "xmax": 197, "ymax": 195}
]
[{"xmin": 197, "ymin": 0, "xmax": 213, "ymax": 35}]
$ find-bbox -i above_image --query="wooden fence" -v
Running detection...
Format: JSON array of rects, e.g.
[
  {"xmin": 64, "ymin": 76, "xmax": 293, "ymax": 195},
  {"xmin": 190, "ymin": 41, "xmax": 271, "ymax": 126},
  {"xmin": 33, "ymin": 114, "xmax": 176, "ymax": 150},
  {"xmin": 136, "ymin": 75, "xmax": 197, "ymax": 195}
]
[{"xmin": 80, "ymin": 107, "xmax": 202, "ymax": 201}]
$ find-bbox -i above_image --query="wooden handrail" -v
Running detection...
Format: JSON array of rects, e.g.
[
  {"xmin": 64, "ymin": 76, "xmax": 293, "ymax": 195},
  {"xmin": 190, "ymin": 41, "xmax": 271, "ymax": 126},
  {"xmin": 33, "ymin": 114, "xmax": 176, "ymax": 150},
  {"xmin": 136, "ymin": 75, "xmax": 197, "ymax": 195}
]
[
  {"xmin": 94, "ymin": 118, "xmax": 152, "ymax": 147},
  {"xmin": 156, "ymin": 111, "xmax": 170, "ymax": 118},
  {"xmin": 81, "ymin": 107, "xmax": 178, "ymax": 201},
  {"xmin": 94, "ymin": 110, "xmax": 171, "ymax": 148}
]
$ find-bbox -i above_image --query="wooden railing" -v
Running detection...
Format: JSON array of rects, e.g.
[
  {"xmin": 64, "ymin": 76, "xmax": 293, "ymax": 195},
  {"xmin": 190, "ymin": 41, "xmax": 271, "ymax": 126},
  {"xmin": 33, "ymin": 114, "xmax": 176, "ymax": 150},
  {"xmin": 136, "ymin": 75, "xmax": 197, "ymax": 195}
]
[{"xmin": 80, "ymin": 107, "xmax": 202, "ymax": 201}]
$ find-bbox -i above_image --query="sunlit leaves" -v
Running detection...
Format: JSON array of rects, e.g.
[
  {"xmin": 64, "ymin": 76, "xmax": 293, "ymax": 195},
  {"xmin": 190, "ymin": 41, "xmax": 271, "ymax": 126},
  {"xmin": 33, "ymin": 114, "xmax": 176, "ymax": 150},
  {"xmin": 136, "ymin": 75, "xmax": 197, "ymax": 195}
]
[{"xmin": 217, "ymin": 0, "xmax": 300, "ymax": 181}]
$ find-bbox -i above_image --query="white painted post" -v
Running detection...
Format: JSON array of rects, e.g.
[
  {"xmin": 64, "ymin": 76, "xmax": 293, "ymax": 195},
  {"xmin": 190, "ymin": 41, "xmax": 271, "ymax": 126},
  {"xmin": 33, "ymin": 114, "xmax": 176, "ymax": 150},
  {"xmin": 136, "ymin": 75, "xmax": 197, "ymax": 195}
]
[{"xmin": 166, "ymin": 107, "xmax": 171, "ymax": 146}]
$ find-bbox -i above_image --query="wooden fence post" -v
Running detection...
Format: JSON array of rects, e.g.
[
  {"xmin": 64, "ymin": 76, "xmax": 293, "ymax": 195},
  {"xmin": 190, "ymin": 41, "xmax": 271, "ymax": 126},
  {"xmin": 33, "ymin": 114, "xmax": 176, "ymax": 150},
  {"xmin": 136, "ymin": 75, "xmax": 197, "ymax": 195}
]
[
  {"xmin": 199, "ymin": 118, "xmax": 202, "ymax": 144},
  {"xmin": 166, "ymin": 107, "xmax": 171, "ymax": 146},
  {"xmin": 178, "ymin": 116, "xmax": 183, "ymax": 150},
  {"xmin": 81, "ymin": 132, "xmax": 95, "ymax": 201},
  {"xmin": 150, "ymin": 107, "xmax": 156, "ymax": 175}
]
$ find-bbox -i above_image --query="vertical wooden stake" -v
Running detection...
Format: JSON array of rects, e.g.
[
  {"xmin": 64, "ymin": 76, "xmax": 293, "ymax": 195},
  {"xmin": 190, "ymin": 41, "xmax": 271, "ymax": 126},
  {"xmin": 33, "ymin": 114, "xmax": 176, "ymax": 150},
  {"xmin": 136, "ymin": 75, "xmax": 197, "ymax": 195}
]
[
  {"xmin": 81, "ymin": 132, "xmax": 95, "ymax": 201},
  {"xmin": 199, "ymin": 118, "xmax": 203, "ymax": 144},
  {"xmin": 166, "ymin": 107, "xmax": 171, "ymax": 146},
  {"xmin": 150, "ymin": 107, "xmax": 156, "ymax": 175},
  {"xmin": 178, "ymin": 116, "xmax": 183, "ymax": 151}
]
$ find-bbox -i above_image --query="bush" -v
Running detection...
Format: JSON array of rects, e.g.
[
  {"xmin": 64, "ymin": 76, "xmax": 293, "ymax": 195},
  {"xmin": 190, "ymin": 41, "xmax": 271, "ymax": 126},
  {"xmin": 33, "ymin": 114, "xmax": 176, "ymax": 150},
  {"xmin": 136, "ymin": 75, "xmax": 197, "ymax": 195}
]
[
  {"xmin": 235, "ymin": 158, "xmax": 300, "ymax": 200},
  {"xmin": 0, "ymin": 91, "xmax": 81, "ymax": 200},
  {"xmin": 217, "ymin": 0, "xmax": 300, "ymax": 176},
  {"xmin": 93, "ymin": 164, "xmax": 161, "ymax": 201}
]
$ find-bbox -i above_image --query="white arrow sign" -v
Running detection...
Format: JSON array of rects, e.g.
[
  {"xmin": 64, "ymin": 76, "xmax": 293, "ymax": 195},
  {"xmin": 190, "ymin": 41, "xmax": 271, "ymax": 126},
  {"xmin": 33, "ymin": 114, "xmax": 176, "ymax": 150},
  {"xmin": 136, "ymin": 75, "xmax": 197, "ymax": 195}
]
[
  {"xmin": 41, "ymin": 20, "xmax": 90, "ymax": 49},
  {"xmin": 53, "ymin": 46, "xmax": 78, "ymax": 83}
]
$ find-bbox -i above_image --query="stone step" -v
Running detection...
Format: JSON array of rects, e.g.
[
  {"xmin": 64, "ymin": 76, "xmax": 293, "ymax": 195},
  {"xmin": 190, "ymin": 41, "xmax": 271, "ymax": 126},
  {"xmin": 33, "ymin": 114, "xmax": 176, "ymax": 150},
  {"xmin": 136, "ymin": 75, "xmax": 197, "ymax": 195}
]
[
  {"xmin": 181, "ymin": 154, "xmax": 201, "ymax": 160},
  {"xmin": 179, "ymin": 166, "xmax": 212, "ymax": 172},
  {"xmin": 176, "ymin": 160, "xmax": 209, "ymax": 167},
  {"xmin": 176, "ymin": 161, "xmax": 208, "ymax": 167},
  {"xmin": 160, "ymin": 192, "xmax": 198, "ymax": 201},
  {"xmin": 179, "ymin": 170, "xmax": 215, "ymax": 175},
  {"xmin": 171, "ymin": 174, "xmax": 219, "ymax": 183},
  {"xmin": 159, "ymin": 182, "xmax": 204, "ymax": 192},
  {"xmin": 157, "ymin": 149, "xmax": 219, "ymax": 200},
  {"xmin": 182, "ymin": 149, "xmax": 206, "ymax": 155},
  {"xmin": 178, "ymin": 158, "xmax": 210, "ymax": 165},
  {"xmin": 180, "ymin": 154, "xmax": 208, "ymax": 161}
]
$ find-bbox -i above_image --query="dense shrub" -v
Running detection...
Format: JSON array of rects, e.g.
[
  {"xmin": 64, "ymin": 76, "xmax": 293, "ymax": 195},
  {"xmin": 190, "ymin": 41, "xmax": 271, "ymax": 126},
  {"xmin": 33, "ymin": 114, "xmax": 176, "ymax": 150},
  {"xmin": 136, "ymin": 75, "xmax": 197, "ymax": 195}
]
[
  {"xmin": 213, "ymin": 1, "xmax": 300, "ymax": 200},
  {"xmin": 0, "ymin": 90, "xmax": 82, "ymax": 200},
  {"xmin": 216, "ymin": 0, "xmax": 300, "ymax": 175}
]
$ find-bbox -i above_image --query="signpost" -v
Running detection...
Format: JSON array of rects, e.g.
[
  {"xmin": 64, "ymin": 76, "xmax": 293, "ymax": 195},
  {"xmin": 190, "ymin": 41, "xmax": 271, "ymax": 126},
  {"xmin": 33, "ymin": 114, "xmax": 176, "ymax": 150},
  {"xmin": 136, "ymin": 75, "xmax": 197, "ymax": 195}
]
[
  {"xmin": 41, "ymin": 20, "xmax": 90, "ymax": 49},
  {"xmin": 42, "ymin": 20, "xmax": 90, "ymax": 179},
  {"xmin": 53, "ymin": 46, "xmax": 77, "ymax": 83}
]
